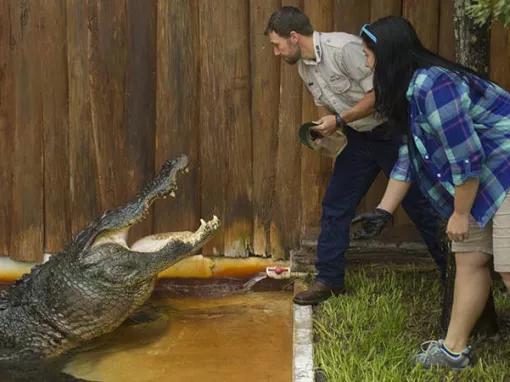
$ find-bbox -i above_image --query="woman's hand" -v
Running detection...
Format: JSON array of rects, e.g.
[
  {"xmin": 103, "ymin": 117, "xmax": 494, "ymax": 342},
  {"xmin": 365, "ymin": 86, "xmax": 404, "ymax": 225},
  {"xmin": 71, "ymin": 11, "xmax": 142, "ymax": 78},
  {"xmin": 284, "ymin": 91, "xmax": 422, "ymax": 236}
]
[
  {"xmin": 446, "ymin": 212, "xmax": 470, "ymax": 242},
  {"xmin": 311, "ymin": 115, "xmax": 337, "ymax": 136}
]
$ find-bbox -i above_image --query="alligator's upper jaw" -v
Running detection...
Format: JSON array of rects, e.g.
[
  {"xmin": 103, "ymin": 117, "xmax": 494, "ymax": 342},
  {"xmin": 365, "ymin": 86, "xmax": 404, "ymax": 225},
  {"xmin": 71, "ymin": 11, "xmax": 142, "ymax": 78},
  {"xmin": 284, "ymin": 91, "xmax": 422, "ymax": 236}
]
[
  {"xmin": 91, "ymin": 155, "xmax": 189, "ymax": 248},
  {"xmin": 150, "ymin": 154, "xmax": 189, "ymax": 199}
]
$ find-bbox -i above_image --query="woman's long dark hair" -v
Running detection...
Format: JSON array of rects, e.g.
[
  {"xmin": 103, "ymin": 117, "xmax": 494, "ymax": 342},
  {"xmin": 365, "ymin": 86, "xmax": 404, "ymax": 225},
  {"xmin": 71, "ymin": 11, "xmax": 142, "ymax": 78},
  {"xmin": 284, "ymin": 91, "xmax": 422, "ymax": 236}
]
[{"xmin": 360, "ymin": 16, "xmax": 487, "ymax": 130}]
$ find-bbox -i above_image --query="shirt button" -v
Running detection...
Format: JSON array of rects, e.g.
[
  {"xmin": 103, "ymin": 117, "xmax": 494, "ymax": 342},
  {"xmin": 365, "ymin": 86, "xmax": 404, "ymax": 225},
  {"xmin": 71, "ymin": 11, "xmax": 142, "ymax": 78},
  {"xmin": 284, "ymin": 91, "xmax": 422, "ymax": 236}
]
[
  {"xmin": 424, "ymin": 155, "xmax": 429, "ymax": 159},
  {"xmin": 437, "ymin": 173, "xmax": 441, "ymax": 178},
  {"xmin": 465, "ymin": 159, "xmax": 469, "ymax": 163}
]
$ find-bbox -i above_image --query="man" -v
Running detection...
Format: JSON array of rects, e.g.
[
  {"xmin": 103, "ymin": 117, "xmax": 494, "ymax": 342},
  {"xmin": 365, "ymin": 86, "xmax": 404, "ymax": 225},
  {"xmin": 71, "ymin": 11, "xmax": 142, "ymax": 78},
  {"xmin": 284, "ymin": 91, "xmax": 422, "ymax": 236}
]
[{"xmin": 265, "ymin": 6, "xmax": 447, "ymax": 305}]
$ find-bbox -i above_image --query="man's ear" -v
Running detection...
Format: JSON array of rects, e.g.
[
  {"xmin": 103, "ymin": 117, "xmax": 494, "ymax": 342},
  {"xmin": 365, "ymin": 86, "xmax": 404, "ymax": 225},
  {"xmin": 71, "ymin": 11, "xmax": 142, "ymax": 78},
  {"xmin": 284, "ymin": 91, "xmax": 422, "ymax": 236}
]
[{"xmin": 289, "ymin": 31, "xmax": 299, "ymax": 43}]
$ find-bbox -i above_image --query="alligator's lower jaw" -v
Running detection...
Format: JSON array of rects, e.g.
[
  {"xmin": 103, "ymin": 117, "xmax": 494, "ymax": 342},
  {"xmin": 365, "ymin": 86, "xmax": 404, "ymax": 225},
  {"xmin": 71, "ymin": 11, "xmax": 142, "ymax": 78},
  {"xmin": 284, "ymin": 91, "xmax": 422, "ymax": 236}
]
[{"xmin": 130, "ymin": 232, "xmax": 190, "ymax": 252}]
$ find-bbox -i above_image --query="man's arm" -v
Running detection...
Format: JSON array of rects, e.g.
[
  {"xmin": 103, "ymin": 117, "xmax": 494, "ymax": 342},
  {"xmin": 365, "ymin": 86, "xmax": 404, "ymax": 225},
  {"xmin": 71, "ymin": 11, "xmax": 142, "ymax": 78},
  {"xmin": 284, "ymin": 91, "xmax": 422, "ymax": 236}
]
[
  {"xmin": 377, "ymin": 179, "xmax": 411, "ymax": 214},
  {"xmin": 312, "ymin": 91, "xmax": 375, "ymax": 136},
  {"xmin": 339, "ymin": 91, "xmax": 375, "ymax": 124}
]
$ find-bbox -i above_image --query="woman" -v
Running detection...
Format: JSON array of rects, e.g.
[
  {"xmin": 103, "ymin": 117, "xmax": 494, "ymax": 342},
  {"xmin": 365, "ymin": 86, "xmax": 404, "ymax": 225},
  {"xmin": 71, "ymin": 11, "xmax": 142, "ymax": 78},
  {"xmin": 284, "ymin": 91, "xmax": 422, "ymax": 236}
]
[{"xmin": 358, "ymin": 16, "xmax": 510, "ymax": 369}]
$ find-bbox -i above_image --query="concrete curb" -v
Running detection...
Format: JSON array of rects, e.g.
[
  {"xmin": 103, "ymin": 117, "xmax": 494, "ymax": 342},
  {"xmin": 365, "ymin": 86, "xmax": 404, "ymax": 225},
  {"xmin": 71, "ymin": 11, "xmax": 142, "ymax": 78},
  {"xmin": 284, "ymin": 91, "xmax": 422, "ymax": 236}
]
[{"xmin": 293, "ymin": 281, "xmax": 314, "ymax": 382}]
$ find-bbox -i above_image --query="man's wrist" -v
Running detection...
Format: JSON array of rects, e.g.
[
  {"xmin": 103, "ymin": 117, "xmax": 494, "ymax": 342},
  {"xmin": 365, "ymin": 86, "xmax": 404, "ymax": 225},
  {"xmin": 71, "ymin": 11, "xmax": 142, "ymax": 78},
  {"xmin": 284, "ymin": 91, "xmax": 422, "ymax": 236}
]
[{"xmin": 335, "ymin": 114, "xmax": 347, "ymax": 128}]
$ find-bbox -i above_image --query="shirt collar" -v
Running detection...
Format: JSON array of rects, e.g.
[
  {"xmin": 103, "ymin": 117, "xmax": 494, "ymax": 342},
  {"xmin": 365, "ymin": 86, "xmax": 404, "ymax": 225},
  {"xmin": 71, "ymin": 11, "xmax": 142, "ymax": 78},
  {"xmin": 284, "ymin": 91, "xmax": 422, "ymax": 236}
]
[{"xmin": 302, "ymin": 31, "xmax": 322, "ymax": 66}]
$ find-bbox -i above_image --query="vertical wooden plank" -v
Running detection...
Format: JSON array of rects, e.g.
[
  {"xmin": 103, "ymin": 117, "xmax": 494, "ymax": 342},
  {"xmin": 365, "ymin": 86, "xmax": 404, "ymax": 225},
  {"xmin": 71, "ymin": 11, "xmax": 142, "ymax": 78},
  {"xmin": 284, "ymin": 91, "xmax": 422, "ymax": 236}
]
[
  {"xmin": 439, "ymin": 0, "xmax": 455, "ymax": 61},
  {"xmin": 199, "ymin": 0, "xmax": 226, "ymax": 255},
  {"xmin": 300, "ymin": 0, "xmax": 334, "ymax": 237},
  {"xmin": 270, "ymin": 0, "xmax": 303, "ymax": 259},
  {"xmin": 250, "ymin": 0, "xmax": 281, "ymax": 256},
  {"xmin": 222, "ymin": 0, "xmax": 253, "ymax": 257},
  {"xmin": 370, "ymin": 0, "xmax": 402, "ymax": 21},
  {"xmin": 403, "ymin": 0, "xmax": 440, "ymax": 53},
  {"xmin": 124, "ymin": 0, "xmax": 156, "ymax": 242},
  {"xmin": 0, "ymin": 2, "xmax": 13, "ymax": 257},
  {"xmin": 10, "ymin": 0, "xmax": 44, "ymax": 262},
  {"xmin": 67, "ymin": 0, "xmax": 101, "ymax": 236},
  {"xmin": 200, "ymin": 0, "xmax": 253, "ymax": 257},
  {"xmin": 41, "ymin": 0, "xmax": 70, "ymax": 253},
  {"xmin": 88, "ymin": 0, "xmax": 129, "ymax": 211},
  {"xmin": 156, "ymin": 0, "xmax": 200, "ymax": 235},
  {"xmin": 334, "ymin": 0, "xmax": 371, "ymax": 34},
  {"xmin": 490, "ymin": 22, "xmax": 510, "ymax": 91}
]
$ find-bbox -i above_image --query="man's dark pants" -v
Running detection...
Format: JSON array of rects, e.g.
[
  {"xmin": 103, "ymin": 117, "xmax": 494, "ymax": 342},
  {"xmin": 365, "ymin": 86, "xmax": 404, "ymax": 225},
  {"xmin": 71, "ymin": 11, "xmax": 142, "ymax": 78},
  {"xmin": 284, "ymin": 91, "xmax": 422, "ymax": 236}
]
[{"xmin": 315, "ymin": 123, "xmax": 447, "ymax": 288}]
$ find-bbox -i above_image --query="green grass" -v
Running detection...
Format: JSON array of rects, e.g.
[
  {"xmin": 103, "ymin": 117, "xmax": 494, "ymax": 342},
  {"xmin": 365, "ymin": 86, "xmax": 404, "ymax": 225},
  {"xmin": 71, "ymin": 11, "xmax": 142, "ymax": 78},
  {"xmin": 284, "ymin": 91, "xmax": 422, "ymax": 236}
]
[{"xmin": 313, "ymin": 266, "xmax": 510, "ymax": 381}]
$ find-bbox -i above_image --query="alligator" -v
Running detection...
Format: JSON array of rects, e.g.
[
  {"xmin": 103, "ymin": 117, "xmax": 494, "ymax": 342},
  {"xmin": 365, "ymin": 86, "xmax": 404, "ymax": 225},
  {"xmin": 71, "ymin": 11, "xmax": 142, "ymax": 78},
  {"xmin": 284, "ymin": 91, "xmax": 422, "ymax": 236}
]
[{"xmin": 0, "ymin": 154, "xmax": 220, "ymax": 365}]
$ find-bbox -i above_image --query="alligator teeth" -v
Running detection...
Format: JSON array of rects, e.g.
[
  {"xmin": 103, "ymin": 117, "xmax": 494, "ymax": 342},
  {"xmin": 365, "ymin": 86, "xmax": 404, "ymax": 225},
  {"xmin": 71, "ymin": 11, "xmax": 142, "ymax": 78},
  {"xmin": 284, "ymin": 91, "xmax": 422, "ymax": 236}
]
[
  {"xmin": 170, "ymin": 191, "xmax": 176, "ymax": 198},
  {"xmin": 200, "ymin": 218, "xmax": 206, "ymax": 225},
  {"xmin": 185, "ymin": 168, "xmax": 189, "ymax": 173}
]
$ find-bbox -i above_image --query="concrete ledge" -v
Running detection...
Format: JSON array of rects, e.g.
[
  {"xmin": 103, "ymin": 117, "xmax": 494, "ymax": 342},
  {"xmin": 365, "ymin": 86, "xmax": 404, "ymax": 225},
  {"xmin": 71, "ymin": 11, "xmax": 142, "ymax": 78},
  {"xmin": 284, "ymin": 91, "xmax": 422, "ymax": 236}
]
[{"xmin": 293, "ymin": 281, "xmax": 314, "ymax": 382}]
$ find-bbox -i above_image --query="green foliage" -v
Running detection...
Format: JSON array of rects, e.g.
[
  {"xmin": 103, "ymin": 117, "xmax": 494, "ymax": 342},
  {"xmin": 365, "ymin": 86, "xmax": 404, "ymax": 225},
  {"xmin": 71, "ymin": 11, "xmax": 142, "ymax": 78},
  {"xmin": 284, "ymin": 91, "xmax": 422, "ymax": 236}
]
[
  {"xmin": 314, "ymin": 266, "xmax": 510, "ymax": 381},
  {"xmin": 467, "ymin": 0, "xmax": 510, "ymax": 27}
]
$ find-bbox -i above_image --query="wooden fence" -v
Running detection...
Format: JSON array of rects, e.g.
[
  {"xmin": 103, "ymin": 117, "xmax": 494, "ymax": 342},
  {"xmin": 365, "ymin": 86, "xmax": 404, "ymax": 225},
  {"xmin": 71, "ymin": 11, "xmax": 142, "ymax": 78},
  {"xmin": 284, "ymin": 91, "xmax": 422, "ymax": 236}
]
[{"xmin": 0, "ymin": 0, "xmax": 509, "ymax": 262}]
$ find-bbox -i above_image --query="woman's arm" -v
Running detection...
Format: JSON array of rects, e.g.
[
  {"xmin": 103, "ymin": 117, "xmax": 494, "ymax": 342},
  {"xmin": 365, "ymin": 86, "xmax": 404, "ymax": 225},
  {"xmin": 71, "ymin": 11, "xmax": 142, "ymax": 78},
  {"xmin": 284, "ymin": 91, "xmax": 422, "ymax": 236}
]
[
  {"xmin": 447, "ymin": 178, "xmax": 479, "ymax": 241},
  {"xmin": 377, "ymin": 178, "xmax": 411, "ymax": 214}
]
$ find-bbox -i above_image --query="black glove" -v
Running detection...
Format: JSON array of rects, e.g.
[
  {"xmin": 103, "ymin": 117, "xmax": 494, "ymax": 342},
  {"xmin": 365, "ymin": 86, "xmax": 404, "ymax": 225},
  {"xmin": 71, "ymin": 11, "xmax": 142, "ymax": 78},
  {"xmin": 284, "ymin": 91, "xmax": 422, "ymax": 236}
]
[{"xmin": 351, "ymin": 208, "xmax": 392, "ymax": 240}]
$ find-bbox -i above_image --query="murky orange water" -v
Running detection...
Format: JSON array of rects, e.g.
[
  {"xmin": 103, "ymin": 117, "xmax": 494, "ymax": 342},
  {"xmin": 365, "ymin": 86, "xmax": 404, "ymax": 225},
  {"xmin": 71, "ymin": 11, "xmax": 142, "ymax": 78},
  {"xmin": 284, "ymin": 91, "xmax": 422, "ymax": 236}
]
[{"xmin": 64, "ymin": 291, "xmax": 292, "ymax": 382}]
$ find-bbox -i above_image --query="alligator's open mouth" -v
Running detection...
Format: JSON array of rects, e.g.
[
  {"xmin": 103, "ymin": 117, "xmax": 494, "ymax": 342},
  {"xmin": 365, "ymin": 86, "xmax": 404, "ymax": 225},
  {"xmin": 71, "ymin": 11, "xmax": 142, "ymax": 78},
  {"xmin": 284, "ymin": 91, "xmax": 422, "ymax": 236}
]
[{"xmin": 90, "ymin": 155, "xmax": 219, "ymax": 252}]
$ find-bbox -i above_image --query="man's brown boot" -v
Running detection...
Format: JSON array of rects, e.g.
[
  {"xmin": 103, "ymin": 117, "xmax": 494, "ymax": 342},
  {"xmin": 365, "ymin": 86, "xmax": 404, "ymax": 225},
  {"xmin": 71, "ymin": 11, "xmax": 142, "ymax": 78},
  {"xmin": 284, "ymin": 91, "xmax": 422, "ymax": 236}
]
[{"xmin": 293, "ymin": 280, "xmax": 345, "ymax": 305}]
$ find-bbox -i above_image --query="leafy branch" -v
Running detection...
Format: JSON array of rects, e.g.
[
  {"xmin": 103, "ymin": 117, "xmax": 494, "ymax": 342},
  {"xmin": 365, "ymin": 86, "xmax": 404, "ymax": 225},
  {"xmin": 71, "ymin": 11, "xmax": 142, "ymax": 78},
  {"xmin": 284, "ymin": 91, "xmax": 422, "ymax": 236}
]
[{"xmin": 467, "ymin": 0, "xmax": 510, "ymax": 27}]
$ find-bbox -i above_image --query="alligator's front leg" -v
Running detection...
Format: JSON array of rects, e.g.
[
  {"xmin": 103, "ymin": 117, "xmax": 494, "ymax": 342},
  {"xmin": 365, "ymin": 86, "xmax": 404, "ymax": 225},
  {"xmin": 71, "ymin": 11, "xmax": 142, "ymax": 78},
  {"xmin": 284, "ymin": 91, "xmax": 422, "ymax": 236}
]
[{"xmin": 131, "ymin": 216, "xmax": 220, "ymax": 277}]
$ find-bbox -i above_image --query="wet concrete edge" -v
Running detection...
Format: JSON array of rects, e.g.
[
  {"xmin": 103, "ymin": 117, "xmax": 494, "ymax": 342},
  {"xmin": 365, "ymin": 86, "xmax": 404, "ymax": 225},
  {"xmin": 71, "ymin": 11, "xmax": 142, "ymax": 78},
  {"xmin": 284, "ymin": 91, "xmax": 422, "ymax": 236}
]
[{"xmin": 293, "ymin": 280, "xmax": 314, "ymax": 382}]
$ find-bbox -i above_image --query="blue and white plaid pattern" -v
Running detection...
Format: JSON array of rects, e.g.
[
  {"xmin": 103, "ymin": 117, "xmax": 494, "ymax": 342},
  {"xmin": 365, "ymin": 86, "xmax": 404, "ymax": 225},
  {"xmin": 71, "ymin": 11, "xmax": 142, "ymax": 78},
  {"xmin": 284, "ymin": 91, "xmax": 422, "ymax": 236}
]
[{"xmin": 391, "ymin": 66, "xmax": 510, "ymax": 227}]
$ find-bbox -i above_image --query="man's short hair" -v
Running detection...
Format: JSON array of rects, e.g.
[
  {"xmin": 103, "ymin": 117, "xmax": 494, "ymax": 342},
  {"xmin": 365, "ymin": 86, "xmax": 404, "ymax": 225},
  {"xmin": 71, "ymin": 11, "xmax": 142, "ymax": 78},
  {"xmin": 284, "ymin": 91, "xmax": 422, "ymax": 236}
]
[{"xmin": 264, "ymin": 6, "xmax": 314, "ymax": 37}]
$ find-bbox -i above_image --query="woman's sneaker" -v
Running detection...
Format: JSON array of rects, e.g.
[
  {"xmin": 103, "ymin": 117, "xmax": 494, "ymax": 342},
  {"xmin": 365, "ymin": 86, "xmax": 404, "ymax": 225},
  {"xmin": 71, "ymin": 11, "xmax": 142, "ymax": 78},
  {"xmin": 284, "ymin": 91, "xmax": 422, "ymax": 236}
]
[{"xmin": 415, "ymin": 339, "xmax": 473, "ymax": 369}]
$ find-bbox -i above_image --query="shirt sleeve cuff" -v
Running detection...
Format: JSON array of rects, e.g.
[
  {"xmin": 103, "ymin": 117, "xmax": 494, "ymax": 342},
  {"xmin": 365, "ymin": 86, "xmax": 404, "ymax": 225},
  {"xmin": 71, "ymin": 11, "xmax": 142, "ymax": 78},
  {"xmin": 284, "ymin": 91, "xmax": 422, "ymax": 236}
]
[
  {"xmin": 360, "ymin": 75, "xmax": 374, "ymax": 93},
  {"xmin": 314, "ymin": 99, "xmax": 326, "ymax": 107},
  {"xmin": 390, "ymin": 168, "xmax": 412, "ymax": 182},
  {"xmin": 451, "ymin": 165, "xmax": 482, "ymax": 186}
]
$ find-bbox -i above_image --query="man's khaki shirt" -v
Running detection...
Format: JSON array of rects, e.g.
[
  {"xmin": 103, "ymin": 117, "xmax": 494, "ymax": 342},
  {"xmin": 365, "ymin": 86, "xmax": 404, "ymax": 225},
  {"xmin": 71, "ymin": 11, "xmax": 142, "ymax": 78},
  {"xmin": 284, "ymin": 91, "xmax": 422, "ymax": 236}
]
[{"xmin": 298, "ymin": 31, "xmax": 383, "ymax": 132}]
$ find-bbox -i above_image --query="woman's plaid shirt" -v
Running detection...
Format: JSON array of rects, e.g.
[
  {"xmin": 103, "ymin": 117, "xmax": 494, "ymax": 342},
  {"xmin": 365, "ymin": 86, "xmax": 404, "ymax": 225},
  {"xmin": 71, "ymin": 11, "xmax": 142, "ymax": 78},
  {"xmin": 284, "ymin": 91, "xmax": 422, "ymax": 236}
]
[{"xmin": 391, "ymin": 66, "xmax": 510, "ymax": 227}]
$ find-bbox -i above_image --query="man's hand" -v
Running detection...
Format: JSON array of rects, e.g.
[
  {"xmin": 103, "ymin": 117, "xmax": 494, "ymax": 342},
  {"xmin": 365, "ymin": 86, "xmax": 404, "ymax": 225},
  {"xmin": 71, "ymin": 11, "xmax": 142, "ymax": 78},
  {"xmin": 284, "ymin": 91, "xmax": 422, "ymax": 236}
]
[
  {"xmin": 311, "ymin": 115, "xmax": 337, "ymax": 136},
  {"xmin": 351, "ymin": 208, "xmax": 392, "ymax": 240},
  {"xmin": 446, "ymin": 211, "xmax": 470, "ymax": 242}
]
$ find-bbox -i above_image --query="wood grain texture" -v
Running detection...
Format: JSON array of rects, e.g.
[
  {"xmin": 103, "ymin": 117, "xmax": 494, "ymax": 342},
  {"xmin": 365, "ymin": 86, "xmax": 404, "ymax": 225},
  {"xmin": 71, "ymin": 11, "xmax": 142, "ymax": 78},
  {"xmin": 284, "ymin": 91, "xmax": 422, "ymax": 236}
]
[
  {"xmin": 250, "ymin": 0, "xmax": 281, "ymax": 256},
  {"xmin": 40, "ymin": 0, "xmax": 71, "ymax": 254},
  {"xmin": 270, "ymin": 0, "xmax": 303, "ymax": 259},
  {"xmin": 370, "ymin": 0, "xmax": 402, "ymax": 21},
  {"xmin": 155, "ymin": 0, "xmax": 200, "ymax": 236},
  {"xmin": 490, "ymin": 22, "xmax": 510, "ymax": 91},
  {"xmin": 334, "ymin": 0, "xmax": 371, "ymax": 34},
  {"xmin": 199, "ymin": 0, "xmax": 253, "ymax": 257},
  {"xmin": 0, "ymin": 1, "xmax": 14, "ymax": 257},
  {"xmin": 439, "ymin": 0, "xmax": 455, "ymax": 61},
  {"xmin": 403, "ymin": 0, "xmax": 440, "ymax": 52},
  {"xmin": 1, "ymin": 0, "xmax": 509, "ymax": 261},
  {"xmin": 10, "ymin": 0, "xmax": 44, "ymax": 262},
  {"xmin": 67, "ymin": 0, "xmax": 101, "ymax": 236},
  {"xmin": 123, "ymin": 0, "xmax": 156, "ymax": 243}
]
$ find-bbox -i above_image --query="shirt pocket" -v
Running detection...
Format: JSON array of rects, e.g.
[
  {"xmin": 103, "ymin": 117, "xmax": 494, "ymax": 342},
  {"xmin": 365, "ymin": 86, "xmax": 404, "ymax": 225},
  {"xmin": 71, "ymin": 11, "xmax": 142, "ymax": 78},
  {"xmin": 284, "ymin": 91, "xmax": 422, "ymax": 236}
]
[{"xmin": 328, "ymin": 76, "xmax": 351, "ymax": 96}]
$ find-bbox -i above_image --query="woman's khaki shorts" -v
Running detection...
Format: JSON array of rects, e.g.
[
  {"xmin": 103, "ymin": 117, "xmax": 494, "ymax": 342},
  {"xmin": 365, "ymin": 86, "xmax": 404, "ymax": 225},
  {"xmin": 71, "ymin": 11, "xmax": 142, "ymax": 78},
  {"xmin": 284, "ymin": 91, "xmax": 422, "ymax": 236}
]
[{"xmin": 451, "ymin": 192, "xmax": 510, "ymax": 273}]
